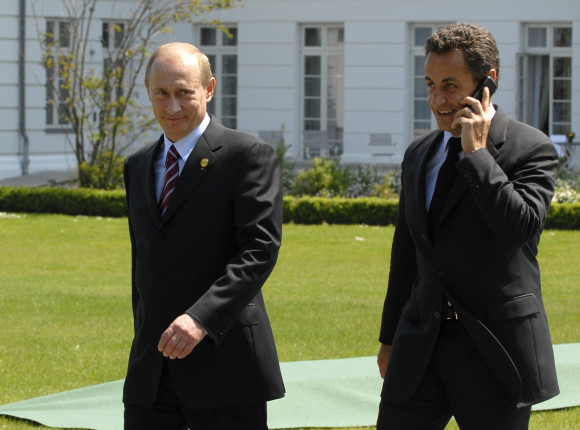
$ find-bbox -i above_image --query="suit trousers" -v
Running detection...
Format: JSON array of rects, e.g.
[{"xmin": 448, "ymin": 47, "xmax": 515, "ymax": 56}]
[
  {"xmin": 124, "ymin": 360, "xmax": 268, "ymax": 430},
  {"xmin": 377, "ymin": 320, "xmax": 532, "ymax": 430}
]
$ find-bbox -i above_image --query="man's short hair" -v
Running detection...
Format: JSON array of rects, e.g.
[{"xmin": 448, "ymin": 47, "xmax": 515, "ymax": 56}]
[
  {"xmin": 425, "ymin": 23, "xmax": 500, "ymax": 85},
  {"xmin": 145, "ymin": 42, "xmax": 213, "ymax": 87}
]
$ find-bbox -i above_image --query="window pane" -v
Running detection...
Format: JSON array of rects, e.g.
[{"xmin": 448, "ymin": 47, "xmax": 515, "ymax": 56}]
[
  {"xmin": 304, "ymin": 119, "xmax": 320, "ymax": 130},
  {"xmin": 222, "ymin": 97, "xmax": 237, "ymax": 117},
  {"xmin": 552, "ymin": 102, "xmax": 571, "ymax": 122},
  {"xmin": 414, "ymin": 55, "xmax": 425, "ymax": 75},
  {"xmin": 552, "ymin": 124, "xmax": 570, "ymax": 135},
  {"xmin": 553, "ymin": 57, "xmax": 571, "ymax": 78},
  {"xmin": 102, "ymin": 22, "xmax": 109, "ymax": 48},
  {"xmin": 528, "ymin": 27, "xmax": 547, "ymax": 48},
  {"xmin": 304, "ymin": 98, "xmax": 320, "ymax": 118},
  {"xmin": 222, "ymin": 117, "xmax": 236, "ymax": 129},
  {"xmin": 553, "ymin": 80, "xmax": 571, "ymax": 100},
  {"xmin": 327, "ymin": 27, "xmax": 344, "ymax": 47},
  {"xmin": 414, "ymin": 77, "xmax": 428, "ymax": 97},
  {"xmin": 414, "ymin": 27, "xmax": 432, "ymax": 47},
  {"xmin": 222, "ymin": 55, "xmax": 237, "ymax": 74},
  {"xmin": 207, "ymin": 54, "xmax": 216, "ymax": 75},
  {"xmin": 207, "ymin": 100, "xmax": 216, "ymax": 116},
  {"xmin": 305, "ymin": 28, "xmax": 321, "ymax": 46},
  {"xmin": 414, "ymin": 100, "xmax": 431, "ymax": 120},
  {"xmin": 553, "ymin": 27, "xmax": 572, "ymax": 47},
  {"xmin": 222, "ymin": 76, "xmax": 237, "ymax": 95},
  {"xmin": 114, "ymin": 23, "xmax": 124, "ymax": 48},
  {"xmin": 201, "ymin": 28, "xmax": 217, "ymax": 46},
  {"xmin": 223, "ymin": 28, "xmax": 237, "ymax": 46},
  {"xmin": 59, "ymin": 22, "xmax": 70, "ymax": 48},
  {"xmin": 305, "ymin": 56, "xmax": 321, "ymax": 75},
  {"xmin": 305, "ymin": 77, "xmax": 321, "ymax": 96}
]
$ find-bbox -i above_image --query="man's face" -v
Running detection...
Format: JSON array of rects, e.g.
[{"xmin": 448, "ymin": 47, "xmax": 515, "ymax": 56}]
[
  {"xmin": 146, "ymin": 51, "xmax": 215, "ymax": 142},
  {"xmin": 424, "ymin": 49, "xmax": 477, "ymax": 135}
]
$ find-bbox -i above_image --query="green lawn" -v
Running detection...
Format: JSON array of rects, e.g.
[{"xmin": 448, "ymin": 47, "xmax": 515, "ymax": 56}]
[{"xmin": 0, "ymin": 213, "xmax": 578, "ymax": 429}]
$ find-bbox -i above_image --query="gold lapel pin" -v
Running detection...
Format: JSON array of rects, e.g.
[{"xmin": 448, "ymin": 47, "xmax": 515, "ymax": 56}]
[{"xmin": 200, "ymin": 158, "xmax": 209, "ymax": 169}]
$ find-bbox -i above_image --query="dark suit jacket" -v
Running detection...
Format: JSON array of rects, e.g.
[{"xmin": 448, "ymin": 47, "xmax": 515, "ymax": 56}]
[
  {"xmin": 379, "ymin": 107, "xmax": 559, "ymax": 408},
  {"xmin": 123, "ymin": 117, "xmax": 285, "ymax": 409}
]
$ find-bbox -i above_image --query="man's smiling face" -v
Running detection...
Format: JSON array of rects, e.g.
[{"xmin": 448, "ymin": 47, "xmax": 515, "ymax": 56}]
[{"xmin": 425, "ymin": 49, "xmax": 477, "ymax": 136}]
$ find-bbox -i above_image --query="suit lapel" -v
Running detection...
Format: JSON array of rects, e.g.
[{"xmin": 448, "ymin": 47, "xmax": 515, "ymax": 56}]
[
  {"xmin": 409, "ymin": 130, "xmax": 443, "ymax": 238},
  {"xmin": 143, "ymin": 137, "xmax": 164, "ymax": 224},
  {"xmin": 160, "ymin": 121, "xmax": 222, "ymax": 225}
]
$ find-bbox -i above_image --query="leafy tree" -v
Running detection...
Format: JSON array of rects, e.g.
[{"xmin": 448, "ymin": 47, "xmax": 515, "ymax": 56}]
[{"xmin": 37, "ymin": 0, "xmax": 240, "ymax": 188}]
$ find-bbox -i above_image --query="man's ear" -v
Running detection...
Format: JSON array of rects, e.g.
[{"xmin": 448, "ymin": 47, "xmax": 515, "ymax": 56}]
[{"xmin": 205, "ymin": 77, "xmax": 216, "ymax": 102}]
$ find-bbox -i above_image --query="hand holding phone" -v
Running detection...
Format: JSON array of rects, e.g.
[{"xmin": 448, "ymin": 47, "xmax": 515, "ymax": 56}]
[{"xmin": 466, "ymin": 76, "xmax": 497, "ymax": 109}]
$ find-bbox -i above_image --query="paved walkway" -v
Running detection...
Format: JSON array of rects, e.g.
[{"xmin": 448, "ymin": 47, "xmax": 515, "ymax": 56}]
[{"xmin": 0, "ymin": 171, "xmax": 76, "ymax": 188}]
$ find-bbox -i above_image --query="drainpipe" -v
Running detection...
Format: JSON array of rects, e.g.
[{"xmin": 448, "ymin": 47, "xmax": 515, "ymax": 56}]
[{"xmin": 19, "ymin": 0, "xmax": 30, "ymax": 175}]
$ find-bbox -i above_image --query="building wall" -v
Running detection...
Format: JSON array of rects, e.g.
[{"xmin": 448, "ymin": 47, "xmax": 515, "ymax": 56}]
[{"xmin": 1, "ymin": 0, "xmax": 579, "ymax": 179}]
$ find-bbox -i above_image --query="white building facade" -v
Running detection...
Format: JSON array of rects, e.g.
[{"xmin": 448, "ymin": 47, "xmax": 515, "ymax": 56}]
[{"xmin": 1, "ymin": 0, "xmax": 579, "ymax": 180}]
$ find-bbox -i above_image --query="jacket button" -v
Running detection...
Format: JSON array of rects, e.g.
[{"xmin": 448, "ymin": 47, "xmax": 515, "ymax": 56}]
[
  {"xmin": 433, "ymin": 310, "xmax": 441, "ymax": 319},
  {"xmin": 437, "ymin": 271, "xmax": 446, "ymax": 279}
]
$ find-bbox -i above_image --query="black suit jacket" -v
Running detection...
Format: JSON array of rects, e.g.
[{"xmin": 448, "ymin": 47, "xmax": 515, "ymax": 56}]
[
  {"xmin": 123, "ymin": 117, "xmax": 284, "ymax": 409},
  {"xmin": 380, "ymin": 107, "xmax": 559, "ymax": 407}
]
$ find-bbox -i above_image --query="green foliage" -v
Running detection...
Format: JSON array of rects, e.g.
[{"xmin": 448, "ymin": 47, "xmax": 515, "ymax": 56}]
[
  {"xmin": 292, "ymin": 158, "xmax": 350, "ymax": 197},
  {"xmin": 0, "ymin": 187, "xmax": 127, "ymax": 217},
  {"xmin": 78, "ymin": 151, "xmax": 125, "ymax": 190},
  {"xmin": 284, "ymin": 196, "xmax": 399, "ymax": 226},
  {"xmin": 2, "ymin": 186, "xmax": 580, "ymax": 230}
]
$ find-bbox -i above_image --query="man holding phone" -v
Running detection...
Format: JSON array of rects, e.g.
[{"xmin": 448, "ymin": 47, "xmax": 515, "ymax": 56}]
[{"xmin": 376, "ymin": 24, "xmax": 559, "ymax": 429}]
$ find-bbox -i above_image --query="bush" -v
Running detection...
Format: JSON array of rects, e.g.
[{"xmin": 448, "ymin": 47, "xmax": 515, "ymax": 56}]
[
  {"xmin": 0, "ymin": 186, "xmax": 127, "ymax": 217},
  {"xmin": 284, "ymin": 196, "xmax": 399, "ymax": 225},
  {"xmin": 291, "ymin": 158, "xmax": 350, "ymax": 197},
  {"xmin": 1, "ymin": 186, "xmax": 580, "ymax": 230}
]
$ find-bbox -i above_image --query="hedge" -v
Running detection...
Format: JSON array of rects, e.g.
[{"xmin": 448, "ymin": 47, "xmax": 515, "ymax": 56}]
[{"xmin": 0, "ymin": 186, "xmax": 579, "ymax": 229}]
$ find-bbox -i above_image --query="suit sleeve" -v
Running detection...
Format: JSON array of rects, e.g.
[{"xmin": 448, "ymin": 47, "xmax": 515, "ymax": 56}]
[
  {"xmin": 457, "ymin": 130, "xmax": 558, "ymax": 249},
  {"xmin": 185, "ymin": 141, "xmax": 283, "ymax": 345},
  {"xmin": 379, "ymin": 167, "xmax": 418, "ymax": 345}
]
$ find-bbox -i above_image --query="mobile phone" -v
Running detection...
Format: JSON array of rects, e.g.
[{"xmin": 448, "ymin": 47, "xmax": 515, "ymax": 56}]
[{"xmin": 468, "ymin": 76, "xmax": 497, "ymax": 107}]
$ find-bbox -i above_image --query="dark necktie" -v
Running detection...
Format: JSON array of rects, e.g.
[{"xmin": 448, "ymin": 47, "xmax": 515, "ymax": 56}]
[
  {"xmin": 159, "ymin": 145, "xmax": 180, "ymax": 217},
  {"xmin": 428, "ymin": 137, "xmax": 462, "ymax": 235}
]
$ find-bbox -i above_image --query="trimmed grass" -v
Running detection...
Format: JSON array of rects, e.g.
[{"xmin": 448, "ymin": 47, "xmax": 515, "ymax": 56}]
[{"xmin": 0, "ymin": 214, "xmax": 578, "ymax": 429}]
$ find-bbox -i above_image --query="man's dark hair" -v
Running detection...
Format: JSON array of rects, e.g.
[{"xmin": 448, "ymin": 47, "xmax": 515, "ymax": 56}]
[{"xmin": 425, "ymin": 23, "xmax": 500, "ymax": 85}]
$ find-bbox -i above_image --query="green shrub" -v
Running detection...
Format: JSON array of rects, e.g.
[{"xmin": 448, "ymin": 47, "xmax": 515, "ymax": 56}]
[
  {"xmin": 0, "ymin": 187, "xmax": 127, "ymax": 217},
  {"xmin": 291, "ymin": 158, "xmax": 350, "ymax": 197},
  {"xmin": 284, "ymin": 196, "xmax": 399, "ymax": 226},
  {"xmin": 2, "ymin": 187, "xmax": 580, "ymax": 229},
  {"xmin": 545, "ymin": 202, "xmax": 580, "ymax": 230}
]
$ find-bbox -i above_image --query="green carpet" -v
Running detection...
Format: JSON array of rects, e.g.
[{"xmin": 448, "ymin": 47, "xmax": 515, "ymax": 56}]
[{"xmin": 1, "ymin": 344, "xmax": 579, "ymax": 429}]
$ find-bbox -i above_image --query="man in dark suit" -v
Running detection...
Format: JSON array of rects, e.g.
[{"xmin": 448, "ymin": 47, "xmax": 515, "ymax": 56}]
[
  {"xmin": 376, "ymin": 24, "xmax": 559, "ymax": 429},
  {"xmin": 123, "ymin": 42, "xmax": 284, "ymax": 429}
]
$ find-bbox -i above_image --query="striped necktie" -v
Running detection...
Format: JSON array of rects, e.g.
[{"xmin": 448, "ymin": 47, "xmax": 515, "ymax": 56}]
[{"xmin": 159, "ymin": 144, "xmax": 180, "ymax": 217}]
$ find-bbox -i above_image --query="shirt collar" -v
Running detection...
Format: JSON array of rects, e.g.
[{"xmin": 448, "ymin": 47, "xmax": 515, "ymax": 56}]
[{"xmin": 162, "ymin": 113, "xmax": 211, "ymax": 162}]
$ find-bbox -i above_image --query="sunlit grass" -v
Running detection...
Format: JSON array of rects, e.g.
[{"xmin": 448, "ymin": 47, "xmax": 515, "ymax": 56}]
[{"xmin": 0, "ymin": 214, "xmax": 578, "ymax": 429}]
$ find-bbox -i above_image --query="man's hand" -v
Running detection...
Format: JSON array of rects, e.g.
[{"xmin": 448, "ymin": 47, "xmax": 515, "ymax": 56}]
[
  {"xmin": 158, "ymin": 314, "xmax": 207, "ymax": 360},
  {"xmin": 377, "ymin": 344, "xmax": 392, "ymax": 379},
  {"xmin": 453, "ymin": 86, "xmax": 495, "ymax": 154}
]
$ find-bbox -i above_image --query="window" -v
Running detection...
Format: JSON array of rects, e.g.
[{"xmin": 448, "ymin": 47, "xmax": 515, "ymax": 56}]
[
  {"xmin": 102, "ymin": 21, "xmax": 127, "ymax": 104},
  {"xmin": 518, "ymin": 24, "xmax": 572, "ymax": 136},
  {"xmin": 200, "ymin": 26, "xmax": 238, "ymax": 129},
  {"xmin": 301, "ymin": 25, "xmax": 344, "ymax": 159},
  {"xmin": 411, "ymin": 24, "xmax": 452, "ymax": 140},
  {"xmin": 45, "ymin": 19, "xmax": 72, "ymax": 126}
]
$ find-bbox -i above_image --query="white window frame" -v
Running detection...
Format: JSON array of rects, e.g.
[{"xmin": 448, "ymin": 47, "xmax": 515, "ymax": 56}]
[
  {"xmin": 518, "ymin": 23, "xmax": 572, "ymax": 136},
  {"xmin": 301, "ymin": 24, "xmax": 344, "ymax": 160},
  {"xmin": 199, "ymin": 25, "xmax": 238, "ymax": 130},
  {"xmin": 45, "ymin": 19, "xmax": 73, "ymax": 127},
  {"xmin": 410, "ymin": 23, "xmax": 452, "ymax": 141}
]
